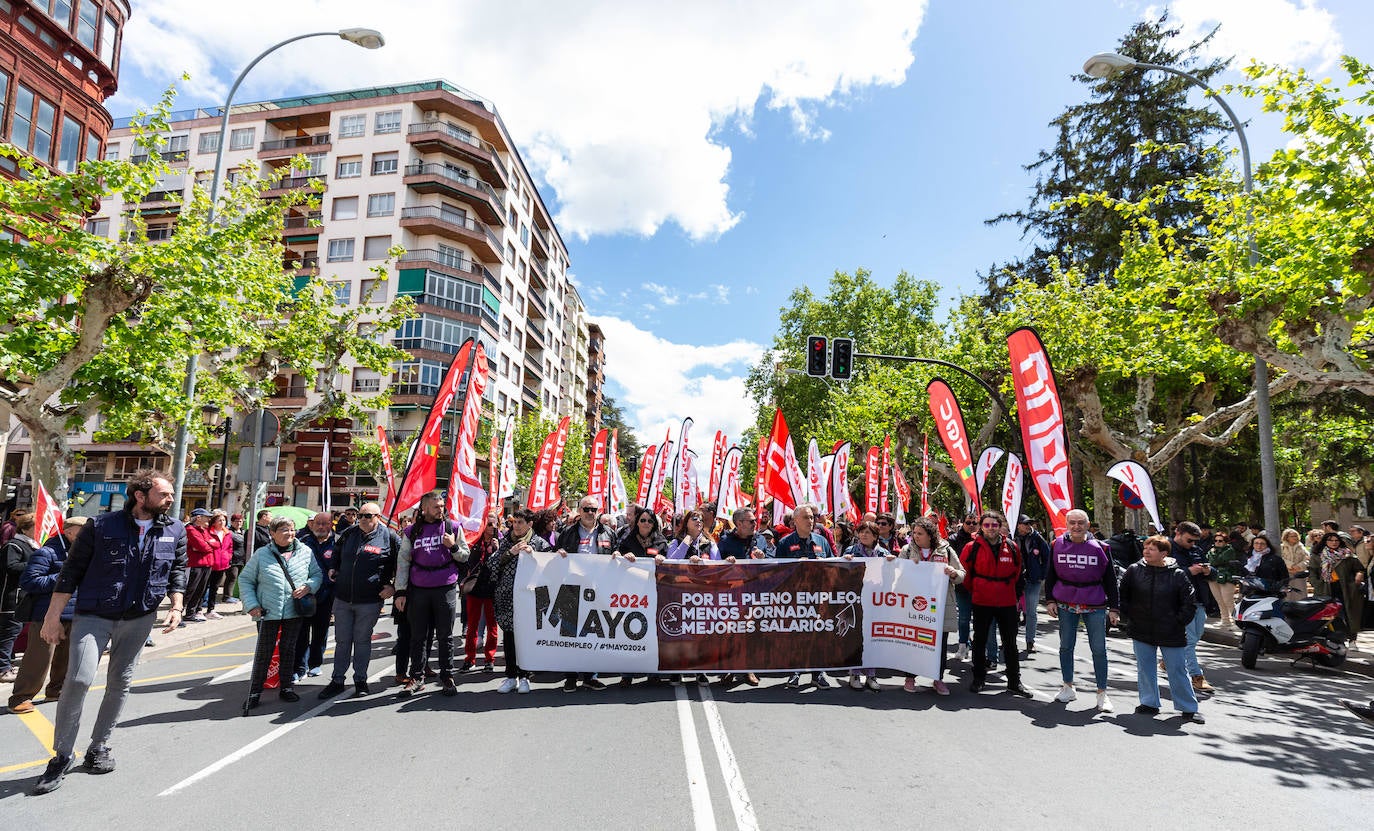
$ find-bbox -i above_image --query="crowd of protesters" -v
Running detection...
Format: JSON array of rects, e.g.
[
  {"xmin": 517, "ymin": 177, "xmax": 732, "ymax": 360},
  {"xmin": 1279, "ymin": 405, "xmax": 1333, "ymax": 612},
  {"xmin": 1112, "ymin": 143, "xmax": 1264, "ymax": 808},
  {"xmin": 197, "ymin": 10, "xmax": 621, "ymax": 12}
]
[{"xmin": 3, "ymin": 467, "xmax": 1373, "ymax": 794}]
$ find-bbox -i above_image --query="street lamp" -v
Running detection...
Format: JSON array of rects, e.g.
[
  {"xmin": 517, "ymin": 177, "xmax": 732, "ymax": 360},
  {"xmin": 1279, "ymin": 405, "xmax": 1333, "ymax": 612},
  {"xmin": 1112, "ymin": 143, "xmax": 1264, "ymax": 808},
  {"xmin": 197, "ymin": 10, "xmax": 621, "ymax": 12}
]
[
  {"xmin": 170, "ymin": 27, "xmax": 385, "ymax": 516},
  {"xmin": 1082, "ymin": 51, "xmax": 1279, "ymax": 536}
]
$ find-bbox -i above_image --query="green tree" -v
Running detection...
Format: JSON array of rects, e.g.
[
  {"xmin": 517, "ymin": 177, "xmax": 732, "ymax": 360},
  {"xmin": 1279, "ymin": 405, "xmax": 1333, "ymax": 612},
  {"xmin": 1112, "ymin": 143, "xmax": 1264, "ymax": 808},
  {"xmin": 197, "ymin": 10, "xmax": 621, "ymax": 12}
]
[
  {"xmin": 982, "ymin": 13, "xmax": 1231, "ymax": 307},
  {"xmin": 0, "ymin": 88, "xmax": 413, "ymax": 497}
]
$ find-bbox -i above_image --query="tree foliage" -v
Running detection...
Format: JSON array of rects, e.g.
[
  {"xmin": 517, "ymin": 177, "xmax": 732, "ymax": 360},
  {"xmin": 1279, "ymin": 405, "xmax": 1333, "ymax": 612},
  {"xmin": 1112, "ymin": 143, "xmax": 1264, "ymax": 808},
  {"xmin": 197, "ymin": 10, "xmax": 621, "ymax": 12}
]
[{"xmin": 0, "ymin": 86, "xmax": 413, "ymax": 497}]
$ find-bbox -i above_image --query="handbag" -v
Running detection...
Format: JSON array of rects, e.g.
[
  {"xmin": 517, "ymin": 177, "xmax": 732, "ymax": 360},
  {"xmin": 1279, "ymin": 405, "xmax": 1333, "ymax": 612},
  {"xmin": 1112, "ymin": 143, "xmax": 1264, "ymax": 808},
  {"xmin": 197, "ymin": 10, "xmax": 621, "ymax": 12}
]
[{"xmin": 270, "ymin": 547, "xmax": 317, "ymax": 617}]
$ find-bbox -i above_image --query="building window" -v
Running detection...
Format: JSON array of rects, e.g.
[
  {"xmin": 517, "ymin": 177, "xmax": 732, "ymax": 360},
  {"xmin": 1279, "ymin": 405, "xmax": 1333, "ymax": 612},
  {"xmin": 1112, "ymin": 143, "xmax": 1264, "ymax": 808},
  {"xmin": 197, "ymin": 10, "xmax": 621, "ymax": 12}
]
[
  {"xmin": 366, "ymin": 192, "xmax": 395, "ymax": 217},
  {"xmin": 100, "ymin": 10, "xmax": 117, "ymax": 68},
  {"xmin": 520, "ymin": 223, "xmax": 529, "ymax": 246},
  {"xmin": 0, "ymin": 69, "xmax": 7, "ymax": 141},
  {"xmin": 331, "ymin": 197, "xmax": 358, "ymax": 221},
  {"xmin": 395, "ymin": 314, "xmax": 481, "ymax": 354},
  {"xmin": 86, "ymin": 217, "xmax": 108, "ymax": 237},
  {"xmin": 363, "ymin": 235, "xmax": 391, "ymax": 260},
  {"xmin": 336, "ymin": 157, "xmax": 362, "ymax": 178},
  {"xmin": 326, "ymin": 238, "xmax": 355, "ymax": 262},
  {"xmin": 338, "ymin": 114, "xmax": 365, "ymax": 138},
  {"xmin": 507, "ymin": 206, "xmax": 516, "ymax": 226},
  {"xmin": 374, "ymin": 110, "xmax": 401, "ymax": 134},
  {"xmin": 360, "ymin": 277, "xmax": 380, "ymax": 300},
  {"xmin": 500, "ymin": 355, "xmax": 509, "ymax": 376},
  {"xmin": 371, "ymin": 151, "xmax": 398, "ymax": 175},
  {"xmin": 229, "ymin": 127, "xmax": 255, "ymax": 150},
  {"xmin": 330, "ymin": 281, "xmax": 352, "ymax": 305},
  {"xmin": 505, "ymin": 243, "xmax": 515, "ymax": 266},
  {"xmin": 166, "ymin": 134, "xmax": 189, "ymax": 154},
  {"xmin": 104, "ymin": 141, "xmax": 119, "ymax": 160},
  {"xmin": 45, "ymin": 1, "xmax": 74, "ymax": 27},
  {"xmin": 504, "ymin": 279, "xmax": 513, "ymax": 301},
  {"xmin": 305, "ymin": 152, "xmax": 326, "ymax": 176},
  {"xmin": 352, "ymin": 368, "xmax": 382, "ymax": 393},
  {"xmin": 434, "ymin": 243, "xmax": 467, "ymax": 270},
  {"xmin": 393, "ymin": 361, "xmax": 445, "ymax": 396},
  {"xmin": 197, "ymin": 132, "xmax": 219, "ymax": 154},
  {"xmin": 76, "ymin": 0, "xmax": 98, "ymax": 50},
  {"xmin": 501, "ymin": 316, "xmax": 512, "ymax": 339},
  {"xmin": 83, "ymin": 131, "xmax": 100, "ymax": 161},
  {"xmin": 58, "ymin": 115, "xmax": 82, "ymax": 173}
]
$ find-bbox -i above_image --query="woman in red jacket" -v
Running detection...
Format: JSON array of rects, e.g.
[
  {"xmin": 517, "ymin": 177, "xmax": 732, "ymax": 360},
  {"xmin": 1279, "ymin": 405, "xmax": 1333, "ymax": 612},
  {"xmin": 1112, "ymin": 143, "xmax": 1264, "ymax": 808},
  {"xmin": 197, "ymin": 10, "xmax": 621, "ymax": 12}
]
[
  {"xmin": 203, "ymin": 511, "xmax": 235, "ymax": 620},
  {"xmin": 962, "ymin": 511, "xmax": 1032, "ymax": 698}
]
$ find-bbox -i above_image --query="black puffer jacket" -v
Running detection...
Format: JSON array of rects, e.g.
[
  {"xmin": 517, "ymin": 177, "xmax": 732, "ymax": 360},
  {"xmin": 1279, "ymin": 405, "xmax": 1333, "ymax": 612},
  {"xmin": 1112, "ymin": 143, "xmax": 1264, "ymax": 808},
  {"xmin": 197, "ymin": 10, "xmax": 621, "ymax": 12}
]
[
  {"xmin": 1118, "ymin": 559, "xmax": 1197, "ymax": 647},
  {"xmin": 616, "ymin": 530, "xmax": 669, "ymax": 559}
]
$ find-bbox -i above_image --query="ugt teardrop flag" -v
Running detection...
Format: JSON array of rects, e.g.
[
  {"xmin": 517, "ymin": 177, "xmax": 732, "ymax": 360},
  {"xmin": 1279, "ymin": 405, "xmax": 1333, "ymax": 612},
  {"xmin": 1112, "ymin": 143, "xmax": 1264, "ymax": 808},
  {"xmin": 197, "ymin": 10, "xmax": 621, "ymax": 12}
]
[
  {"xmin": 1006, "ymin": 327, "xmax": 1074, "ymax": 535},
  {"xmin": 446, "ymin": 340, "xmax": 490, "ymax": 542},
  {"xmin": 387, "ymin": 339, "xmax": 474, "ymax": 519},
  {"xmin": 927, "ymin": 378, "xmax": 981, "ymax": 515},
  {"xmin": 1106, "ymin": 460, "xmax": 1162, "ymax": 534},
  {"xmin": 975, "ymin": 446, "xmax": 1005, "ymax": 496},
  {"xmin": 1001, "ymin": 452, "xmax": 1025, "ymax": 530}
]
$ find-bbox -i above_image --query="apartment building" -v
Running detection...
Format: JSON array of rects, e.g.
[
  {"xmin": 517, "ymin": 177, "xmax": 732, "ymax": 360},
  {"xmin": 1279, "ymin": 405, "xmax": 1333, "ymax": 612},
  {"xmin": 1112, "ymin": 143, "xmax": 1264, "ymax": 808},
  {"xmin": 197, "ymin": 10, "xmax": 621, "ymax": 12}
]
[{"xmin": 16, "ymin": 79, "xmax": 606, "ymax": 511}]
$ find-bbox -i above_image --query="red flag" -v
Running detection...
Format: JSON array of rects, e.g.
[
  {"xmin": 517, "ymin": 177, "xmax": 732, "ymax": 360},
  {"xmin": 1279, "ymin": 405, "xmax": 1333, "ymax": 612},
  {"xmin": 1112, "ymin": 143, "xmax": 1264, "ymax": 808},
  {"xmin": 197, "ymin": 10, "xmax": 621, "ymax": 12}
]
[
  {"xmin": 754, "ymin": 436, "xmax": 767, "ymax": 511},
  {"xmin": 1007, "ymin": 327, "xmax": 1074, "ymax": 535},
  {"xmin": 646, "ymin": 430, "xmax": 673, "ymax": 512},
  {"xmin": 864, "ymin": 446, "xmax": 880, "ymax": 514},
  {"xmin": 544, "ymin": 416, "xmax": 573, "ymax": 511},
  {"xmin": 878, "ymin": 435, "xmax": 892, "ymax": 512},
  {"xmin": 708, "ymin": 430, "xmax": 726, "ymax": 501},
  {"xmin": 488, "ymin": 429, "xmax": 501, "ymax": 523},
  {"xmin": 675, "ymin": 418, "xmax": 694, "ymax": 515},
  {"xmin": 937, "ymin": 510, "xmax": 948, "ymax": 540},
  {"xmin": 762, "ymin": 408, "xmax": 804, "ymax": 509},
  {"xmin": 387, "ymin": 340, "xmax": 473, "ymax": 519},
  {"xmin": 34, "ymin": 481, "xmax": 63, "ymax": 545},
  {"xmin": 446, "ymin": 342, "xmax": 490, "ymax": 543},
  {"xmin": 927, "ymin": 378, "xmax": 981, "ymax": 515},
  {"xmin": 635, "ymin": 444, "xmax": 657, "ymax": 506},
  {"xmin": 527, "ymin": 426, "xmax": 560, "ymax": 511},
  {"xmin": 587, "ymin": 428, "xmax": 610, "ymax": 508},
  {"xmin": 893, "ymin": 457, "xmax": 912, "ymax": 513},
  {"xmin": 376, "ymin": 425, "xmax": 397, "ymax": 515}
]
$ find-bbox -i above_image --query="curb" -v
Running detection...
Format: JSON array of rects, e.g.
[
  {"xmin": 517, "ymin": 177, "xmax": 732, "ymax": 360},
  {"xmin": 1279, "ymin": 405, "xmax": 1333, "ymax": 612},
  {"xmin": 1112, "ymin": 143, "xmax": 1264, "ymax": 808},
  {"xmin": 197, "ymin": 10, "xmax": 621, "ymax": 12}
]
[
  {"xmin": 140, "ymin": 614, "xmax": 258, "ymax": 660},
  {"xmin": 1201, "ymin": 624, "xmax": 1374, "ymax": 679}
]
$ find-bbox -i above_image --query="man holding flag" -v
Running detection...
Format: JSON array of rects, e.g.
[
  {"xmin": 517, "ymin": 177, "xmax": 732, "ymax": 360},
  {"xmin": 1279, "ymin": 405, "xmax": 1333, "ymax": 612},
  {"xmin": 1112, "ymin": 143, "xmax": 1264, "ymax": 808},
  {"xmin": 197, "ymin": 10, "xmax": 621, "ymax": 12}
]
[{"xmin": 394, "ymin": 491, "xmax": 469, "ymax": 698}]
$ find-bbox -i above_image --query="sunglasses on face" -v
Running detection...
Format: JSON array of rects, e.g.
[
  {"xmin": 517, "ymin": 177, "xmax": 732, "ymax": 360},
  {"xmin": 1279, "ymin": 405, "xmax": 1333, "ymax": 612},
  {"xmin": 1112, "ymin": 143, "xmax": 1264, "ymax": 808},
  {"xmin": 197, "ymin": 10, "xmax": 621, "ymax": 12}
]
[
  {"xmin": 581, "ymin": 507, "xmax": 597, "ymax": 513},
  {"xmin": 963, "ymin": 521, "xmax": 977, "ymax": 526},
  {"xmin": 638, "ymin": 518, "xmax": 654, "ymax": 524},
  {"xmin": 877, "ymin": 520, "xmax": 891, "ymax": 526},
  {"xmin": 359, "ymin": 513, "xmax": 379, "ymax": 519}
]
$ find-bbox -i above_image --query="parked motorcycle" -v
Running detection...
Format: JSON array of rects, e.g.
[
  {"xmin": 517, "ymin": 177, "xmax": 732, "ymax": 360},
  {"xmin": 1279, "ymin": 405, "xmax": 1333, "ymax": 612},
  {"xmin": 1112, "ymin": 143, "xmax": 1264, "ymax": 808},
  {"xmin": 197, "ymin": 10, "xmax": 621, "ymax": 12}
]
[{"xmin": 1235, "ymin": 572, "xmax": 1350, "ymax": 670}]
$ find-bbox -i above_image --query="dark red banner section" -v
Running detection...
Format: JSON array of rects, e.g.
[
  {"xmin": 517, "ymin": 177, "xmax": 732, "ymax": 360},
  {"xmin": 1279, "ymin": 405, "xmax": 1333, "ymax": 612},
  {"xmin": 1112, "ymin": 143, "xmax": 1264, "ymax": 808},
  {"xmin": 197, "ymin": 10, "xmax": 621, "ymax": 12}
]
[{"xmin": 654, "ymin": 561, "xmax": 865, "ymax": 671}]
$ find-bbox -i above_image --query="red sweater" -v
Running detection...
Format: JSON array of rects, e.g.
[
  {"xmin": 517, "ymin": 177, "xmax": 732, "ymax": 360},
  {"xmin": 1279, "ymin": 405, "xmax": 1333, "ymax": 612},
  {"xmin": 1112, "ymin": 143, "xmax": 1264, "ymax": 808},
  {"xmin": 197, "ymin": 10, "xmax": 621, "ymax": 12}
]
[{"xmin": 962, "ymin": 535, "xmax": 1022, "ymax": 607}]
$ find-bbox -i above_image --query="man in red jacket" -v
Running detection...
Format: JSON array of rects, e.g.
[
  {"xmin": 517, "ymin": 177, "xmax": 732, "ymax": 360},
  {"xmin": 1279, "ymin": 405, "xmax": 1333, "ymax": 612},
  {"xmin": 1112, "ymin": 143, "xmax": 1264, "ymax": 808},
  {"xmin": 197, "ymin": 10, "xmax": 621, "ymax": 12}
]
[{"xmin": 963, "ymin": 511, "xmax": 1032, "ymax": 697}]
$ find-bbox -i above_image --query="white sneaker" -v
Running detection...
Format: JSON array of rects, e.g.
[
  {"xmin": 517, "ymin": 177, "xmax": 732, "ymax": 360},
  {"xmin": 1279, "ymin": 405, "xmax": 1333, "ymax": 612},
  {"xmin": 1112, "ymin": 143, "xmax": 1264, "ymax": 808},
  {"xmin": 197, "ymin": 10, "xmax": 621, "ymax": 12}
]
[
  {"xmin": 517, "ymin": 678, "xmax": 531, "ymax": 694},
  {"xmin": 849, "ymin": 675, "xmax": 864, "ymax": 689},
  {"xmin": 1096, "ymin": 691, "xmax": 1113, "ymax": 712},
  {"xmin": 1055, "ymin": 684, "xmax": 1077, "ymax": 703},
  {"xmin": 955, "ymin": 644, "xmax": 969, "ymax": 661},
  {"xmin": 497, "ymin": 677, "xmax": 518, "ymax": 694}
]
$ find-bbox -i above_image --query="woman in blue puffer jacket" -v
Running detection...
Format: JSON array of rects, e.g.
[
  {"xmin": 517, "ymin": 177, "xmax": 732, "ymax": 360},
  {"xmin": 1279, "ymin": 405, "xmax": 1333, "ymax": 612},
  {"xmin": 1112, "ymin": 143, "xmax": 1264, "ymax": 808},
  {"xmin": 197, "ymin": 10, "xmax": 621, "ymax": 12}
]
[{"xmin": 239, "ymin": 516, "xmax": 321, "ymax": 713}]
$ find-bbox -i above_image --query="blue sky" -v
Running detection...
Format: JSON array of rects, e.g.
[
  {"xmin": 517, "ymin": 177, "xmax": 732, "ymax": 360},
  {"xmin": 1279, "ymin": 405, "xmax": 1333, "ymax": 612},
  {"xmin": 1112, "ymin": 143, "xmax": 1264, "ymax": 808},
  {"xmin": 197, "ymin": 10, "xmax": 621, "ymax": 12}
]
[{"xmin": 109, "ymin": 0, "xmax": 1372, "ymax": 446}]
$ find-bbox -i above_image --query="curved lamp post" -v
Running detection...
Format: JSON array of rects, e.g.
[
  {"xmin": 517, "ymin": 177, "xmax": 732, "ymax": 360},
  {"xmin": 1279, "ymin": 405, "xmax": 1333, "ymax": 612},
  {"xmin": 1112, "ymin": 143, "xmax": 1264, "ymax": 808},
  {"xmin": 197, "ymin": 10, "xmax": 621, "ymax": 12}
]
[
  {"xmin": 170, "ymin": 28, "xmax": 385, "ymax": 515},
  {"xmin": 1082, "ymin": 51, "xmax": 1278, "ymax": 535}
]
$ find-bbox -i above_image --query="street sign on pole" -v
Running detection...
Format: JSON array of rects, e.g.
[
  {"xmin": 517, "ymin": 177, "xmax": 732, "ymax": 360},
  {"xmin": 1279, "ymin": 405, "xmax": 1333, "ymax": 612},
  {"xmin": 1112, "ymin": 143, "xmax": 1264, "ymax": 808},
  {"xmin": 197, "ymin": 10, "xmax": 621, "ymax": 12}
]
[
  {"xmin": 236, "ymin": 447, "xmax": 280, "ymax": 483},
  {"xmin": 235, "ymin": 411, "xmax": 280, "ymax": 444}
]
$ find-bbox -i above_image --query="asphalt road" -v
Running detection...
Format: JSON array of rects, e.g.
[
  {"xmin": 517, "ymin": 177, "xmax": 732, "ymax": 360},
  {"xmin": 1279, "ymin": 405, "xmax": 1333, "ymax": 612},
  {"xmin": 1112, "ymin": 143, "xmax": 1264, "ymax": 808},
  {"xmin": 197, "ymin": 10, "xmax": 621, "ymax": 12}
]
[{"xmin": 2, "ymin": 615, "xmax": 1371, "ymax": 829}]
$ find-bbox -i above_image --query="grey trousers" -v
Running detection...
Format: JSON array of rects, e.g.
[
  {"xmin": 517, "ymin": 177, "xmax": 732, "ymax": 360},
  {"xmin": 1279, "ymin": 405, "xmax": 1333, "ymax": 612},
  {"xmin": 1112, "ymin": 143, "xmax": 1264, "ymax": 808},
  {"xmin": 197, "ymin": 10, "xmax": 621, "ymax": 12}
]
[
  {"xmin": 331, "ymin": 599, "xmax": 383, "ymax": 683},
  {"xmin": 52, "ymin": 612, "xmax": 156, "ymax": 759}
]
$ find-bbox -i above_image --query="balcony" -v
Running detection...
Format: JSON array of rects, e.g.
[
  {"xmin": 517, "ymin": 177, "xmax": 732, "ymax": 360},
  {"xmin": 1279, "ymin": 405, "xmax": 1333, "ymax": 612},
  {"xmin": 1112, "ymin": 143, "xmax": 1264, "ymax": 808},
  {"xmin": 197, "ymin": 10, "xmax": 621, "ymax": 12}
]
[
  {"xmin": 525, "ymin": 320, "xmax": 545, "ymax": 348},
  {"xmin": 398, "ymin": 206, "xmax": 501, "ymax": 262},
  {"xmin": 402, "ymin": 163, "xmax": 504, "ymax": 225},
  {"xmin": 529, "ymin": 258, "xmax": 550, "ymax": 289},
  {"xmin": 284, "ymin": 254, "xmax": 320, "ymax": 272},
  {"xmin": 263, "ymin": 174, "xmax": 327, "ymax": 197},
  {"xmin": 531, "ymin": 224, "xmax": 550, "ymax": 257},
  {"xmin": 397, "ymin": 249, "xmax": 500, "ymax": 295},
  {"xmin": 259, "ymin": 133, "xmax": 332, "ymax": 159},
  {"xmin": 406, "ymin": 122, "xmax": 509, "ymax": 189},
  {"xmin": 131, "ymin": 150, "xmax": 189, "ymax": 165},
  {"xmin": 283, "ymin": 211, "xmax": 324, "ymax": 237}
]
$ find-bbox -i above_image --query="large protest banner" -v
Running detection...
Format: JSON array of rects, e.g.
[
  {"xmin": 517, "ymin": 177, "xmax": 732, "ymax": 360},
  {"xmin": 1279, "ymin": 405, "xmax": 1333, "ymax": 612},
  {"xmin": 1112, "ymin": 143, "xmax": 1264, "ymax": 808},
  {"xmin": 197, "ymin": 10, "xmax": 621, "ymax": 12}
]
[{"xmin": 513, "ymin": 552, "xmax": 947, "ymax": 677}]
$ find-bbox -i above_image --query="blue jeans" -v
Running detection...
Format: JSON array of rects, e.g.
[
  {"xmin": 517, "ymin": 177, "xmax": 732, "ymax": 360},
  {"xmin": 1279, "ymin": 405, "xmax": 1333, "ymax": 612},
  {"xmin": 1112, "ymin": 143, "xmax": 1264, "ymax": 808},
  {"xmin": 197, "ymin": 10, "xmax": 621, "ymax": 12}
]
[
  {"xmin": 1023, "ymin": 581, "xmax": 1042, "ymax": 647},
  {"xmin": 1183, "ymin": 605, "xmax": 1205, "ymax": 677},
  {"xmin": 955, "ymin": 590, "xmax": 998, "ymax": 659},
  {"xmin": 1057, "ymin": 607, "xmax": 1108, "ymax": 689},
  {"xmin": 1132, "ymin": 640, "xmax": 1199, "ymax": 713}
]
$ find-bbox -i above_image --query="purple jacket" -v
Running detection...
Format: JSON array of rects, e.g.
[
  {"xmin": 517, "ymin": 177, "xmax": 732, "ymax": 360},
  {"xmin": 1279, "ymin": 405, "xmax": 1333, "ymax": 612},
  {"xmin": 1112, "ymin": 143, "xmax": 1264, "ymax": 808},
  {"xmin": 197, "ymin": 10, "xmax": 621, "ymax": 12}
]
[{"xmin": 1045, "ymin": 535, "xmax": 1119, "ymax": 609}]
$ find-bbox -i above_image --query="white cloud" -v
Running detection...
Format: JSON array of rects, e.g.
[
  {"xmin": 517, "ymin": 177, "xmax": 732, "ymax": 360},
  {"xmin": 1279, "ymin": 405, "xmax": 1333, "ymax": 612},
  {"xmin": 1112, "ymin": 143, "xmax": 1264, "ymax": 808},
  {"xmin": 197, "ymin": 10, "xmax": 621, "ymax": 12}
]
[
  {"xmin": 642, "ymin": 282, "xmax": 681, "ymax": 306},
  {"xmin": 590, "ymin": 314, "xmax": 762, "ymax": 445},
  {"xmin": 1156, "ymin": 0, "xmax": 1342, "ymax": 69},
  {"xmin": 113, "ymin": 0, "xmax": 927, "ymax": 241}
]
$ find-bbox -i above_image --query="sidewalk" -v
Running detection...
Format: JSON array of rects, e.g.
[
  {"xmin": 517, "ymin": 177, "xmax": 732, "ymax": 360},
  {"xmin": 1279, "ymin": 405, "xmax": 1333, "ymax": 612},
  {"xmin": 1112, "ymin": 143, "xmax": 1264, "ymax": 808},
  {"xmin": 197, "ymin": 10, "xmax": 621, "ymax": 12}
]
[
  {"xmin": 140, "ymin": 597, "xmax": 259, "ymax": 659},
  {"xmin": 1200, "ymin": 620, "xmax": 1374, "ymax": 679}
]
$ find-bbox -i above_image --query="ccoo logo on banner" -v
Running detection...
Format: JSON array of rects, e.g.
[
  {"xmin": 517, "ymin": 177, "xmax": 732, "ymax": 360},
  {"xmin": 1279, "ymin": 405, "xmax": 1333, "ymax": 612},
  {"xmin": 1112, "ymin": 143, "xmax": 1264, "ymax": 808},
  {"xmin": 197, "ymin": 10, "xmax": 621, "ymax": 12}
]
[{"xmin": 514, "ymin": 552, "xmax": 948, "ymax": 677}]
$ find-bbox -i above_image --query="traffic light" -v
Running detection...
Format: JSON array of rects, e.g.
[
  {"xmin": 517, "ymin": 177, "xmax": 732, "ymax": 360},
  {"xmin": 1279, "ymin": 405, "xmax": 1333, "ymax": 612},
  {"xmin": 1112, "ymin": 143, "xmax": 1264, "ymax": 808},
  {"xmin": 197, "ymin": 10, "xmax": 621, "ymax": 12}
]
[
  {"xmin": 831, "ymin": 337, "xmax": 853, "ymax": 380},
  {"xmin": 806, "ymin": 335, "xmax": 828, "ymax": 377}
]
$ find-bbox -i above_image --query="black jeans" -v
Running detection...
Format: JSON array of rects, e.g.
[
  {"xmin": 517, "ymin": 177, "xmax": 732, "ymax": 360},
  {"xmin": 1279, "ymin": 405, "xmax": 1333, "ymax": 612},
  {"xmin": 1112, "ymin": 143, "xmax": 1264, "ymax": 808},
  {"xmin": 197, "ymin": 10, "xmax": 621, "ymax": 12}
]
[
  {"xmin": 501, "ymin": 627, "xmax": 528, "ymax": 679},
  {"xmin": 406, "ymin": 585, "xmax": 457, "ymax": 681},
  {"xmin": 972, "ymin": 605, "xmax": 1021, "ymax": 687},
  {"xmin": 294, "ymin": 598, "xmax": 333, "ymax": 674}
]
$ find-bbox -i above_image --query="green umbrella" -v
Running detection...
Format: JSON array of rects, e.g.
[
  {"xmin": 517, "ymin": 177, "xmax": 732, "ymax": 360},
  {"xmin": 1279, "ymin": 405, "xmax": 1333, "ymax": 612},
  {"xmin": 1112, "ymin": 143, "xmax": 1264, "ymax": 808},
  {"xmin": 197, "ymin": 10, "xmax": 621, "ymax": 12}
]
[{"xmin": 263, "ymin": 505, "xmax": 317, "ymax": 528}]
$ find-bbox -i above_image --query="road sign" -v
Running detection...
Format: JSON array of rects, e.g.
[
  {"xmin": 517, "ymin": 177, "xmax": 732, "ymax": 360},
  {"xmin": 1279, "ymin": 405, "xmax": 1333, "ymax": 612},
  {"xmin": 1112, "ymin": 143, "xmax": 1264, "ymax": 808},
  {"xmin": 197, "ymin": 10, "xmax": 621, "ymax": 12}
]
[
  {"xmin": 236, "ymin": 411, "xmax": 280, "ymax": 444},
  {"xmin": 236, "ymin": 447, "xmax": 280, "ymax": 483}
]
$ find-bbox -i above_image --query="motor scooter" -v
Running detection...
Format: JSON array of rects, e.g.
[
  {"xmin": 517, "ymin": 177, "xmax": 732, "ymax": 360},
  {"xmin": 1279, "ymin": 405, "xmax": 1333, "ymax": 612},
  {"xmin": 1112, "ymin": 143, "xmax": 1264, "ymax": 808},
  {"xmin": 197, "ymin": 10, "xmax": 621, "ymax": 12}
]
[{"xmin": 1235, "ymin": 572, "xmax": 1349, "ymax": 670}]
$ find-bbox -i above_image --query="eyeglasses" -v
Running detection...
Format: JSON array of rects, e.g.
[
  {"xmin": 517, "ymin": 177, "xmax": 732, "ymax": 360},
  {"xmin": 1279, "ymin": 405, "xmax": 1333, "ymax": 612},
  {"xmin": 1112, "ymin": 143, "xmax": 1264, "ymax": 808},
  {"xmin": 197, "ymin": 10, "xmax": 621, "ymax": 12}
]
[
  {"xmin": 581, "ymin": 507, "xmax": 597, "ymax": 513},
  {"xmin": 877, "ymin": 520, "xmax": 891, "ymax": 526},
  {"xmin": 359, "ymin": 513, "xmax": 379, "ymax": 519},
  {"xmin": 637, "ymin": 518, "xmax": 654, "ymax": 524},
  {"xmin": 963, "ymin": 521, "xmax": 977, "ymax": 526}
]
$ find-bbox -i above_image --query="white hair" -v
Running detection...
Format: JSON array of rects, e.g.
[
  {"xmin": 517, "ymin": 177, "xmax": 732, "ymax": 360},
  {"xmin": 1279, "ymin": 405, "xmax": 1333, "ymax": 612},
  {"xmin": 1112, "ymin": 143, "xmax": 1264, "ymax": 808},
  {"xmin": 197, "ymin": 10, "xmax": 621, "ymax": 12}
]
[{"xmin": 1065, "ymin": 509, "xmax": 1090, "ymax": 522}]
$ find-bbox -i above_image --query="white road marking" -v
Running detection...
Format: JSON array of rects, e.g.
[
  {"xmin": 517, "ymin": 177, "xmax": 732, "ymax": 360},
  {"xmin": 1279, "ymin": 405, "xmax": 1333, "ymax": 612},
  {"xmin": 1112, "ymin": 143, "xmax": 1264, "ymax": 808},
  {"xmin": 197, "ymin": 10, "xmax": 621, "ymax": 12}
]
[
  {"xmin": 208, "ymin": 661, "xmax": 253, "ymax": 685},
  {"xmin": 675, "ymin": 684, "xmax": 719, "ymax": 831},
  {"xmin": 698, "ymin": 685, "xmax": 759, "ymax": 831},
  {"xmin": 157, "ymin": 666, "xmax": 390, "ymax": 797}
]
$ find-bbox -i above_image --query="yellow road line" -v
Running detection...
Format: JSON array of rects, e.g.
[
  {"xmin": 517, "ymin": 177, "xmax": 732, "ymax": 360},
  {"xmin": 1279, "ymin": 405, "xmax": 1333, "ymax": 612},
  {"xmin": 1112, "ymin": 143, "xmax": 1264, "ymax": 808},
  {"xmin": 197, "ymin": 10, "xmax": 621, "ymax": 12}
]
[
  {"xmin": 13, "ymin": 708, "xmax": 55, "ymax": 757},
  {"xmin": 177, "ymin": 652, "xmax": 256, "ymax": 658},
  {"xmin": 92, "ymin": 664, "xmax": 242, "ymax": 691},
  {"xmin": 0, "ymin": 758, "xmax": 49, "ymax": 774},
  {"xmin": 172, "ymin": 631, "xmax": 257, "ymax": 658}
]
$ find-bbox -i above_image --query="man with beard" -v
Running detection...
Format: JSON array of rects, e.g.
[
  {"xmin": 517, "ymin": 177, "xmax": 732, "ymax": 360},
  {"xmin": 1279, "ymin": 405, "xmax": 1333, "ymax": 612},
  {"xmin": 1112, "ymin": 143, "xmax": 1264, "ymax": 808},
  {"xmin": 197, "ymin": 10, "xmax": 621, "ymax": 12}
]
[
  {"xmin": 394, "ymin": 492, "xmax": 469, "ymax": 697},
  {"xmin": 962, "ymin": 511, "xmax": 1031, "ymax": 698}
]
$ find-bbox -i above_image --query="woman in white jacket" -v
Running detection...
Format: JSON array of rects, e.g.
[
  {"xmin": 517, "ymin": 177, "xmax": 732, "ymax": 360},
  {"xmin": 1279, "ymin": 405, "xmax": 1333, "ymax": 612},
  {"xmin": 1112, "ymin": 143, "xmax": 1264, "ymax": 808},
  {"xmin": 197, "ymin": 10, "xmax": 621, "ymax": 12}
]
[{"xmin": 899, "ymin": 516, "xmax": 964, "ymax": 696}]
